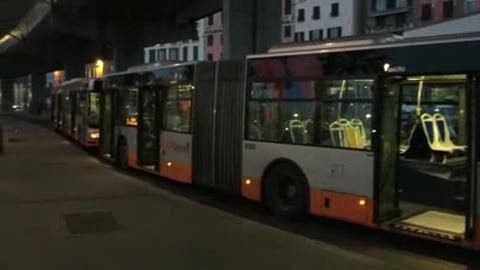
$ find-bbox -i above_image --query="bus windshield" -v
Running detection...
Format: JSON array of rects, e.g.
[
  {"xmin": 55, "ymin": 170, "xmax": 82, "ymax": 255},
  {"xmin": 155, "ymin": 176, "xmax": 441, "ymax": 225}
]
[{"xmin": 89, "ymin": 92, "xmax": 101, "ymax": 128}]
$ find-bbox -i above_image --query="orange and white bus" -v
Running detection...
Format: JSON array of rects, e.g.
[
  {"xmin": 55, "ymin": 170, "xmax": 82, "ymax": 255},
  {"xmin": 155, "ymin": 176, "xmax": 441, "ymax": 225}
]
[
  {"xmin": 99, "ymin": 33, "xmax": 480, "ymax": 249},
  {"xmin": 52, "ymin": 78, "xmax": 102, "ymax": 147}
]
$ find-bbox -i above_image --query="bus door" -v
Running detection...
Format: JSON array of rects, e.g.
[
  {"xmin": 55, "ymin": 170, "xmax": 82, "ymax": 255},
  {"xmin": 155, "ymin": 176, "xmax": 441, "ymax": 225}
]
[
  {"xmin": 100, "ymin": 90, "xmax": 115, "ymax": 159},
  {"xmin": 376, "ymin": 73, "xmax": 476, "ymax": 241},
  {"xmin": 70, "ymin": 91, "xmax": 77, "ymax": 136},
  {"xmin": 137, "ymin": 87, "xmax": 160, "ymax": 171},
  {"xmin": 374, "ymin": 75, "xmax": 402, "ymax": 223}
]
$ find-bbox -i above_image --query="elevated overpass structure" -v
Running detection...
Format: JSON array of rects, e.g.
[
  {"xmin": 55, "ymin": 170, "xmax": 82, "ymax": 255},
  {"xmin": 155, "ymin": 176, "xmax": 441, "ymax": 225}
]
[{"xmin": 0, "ymin": 0, "xmax": 282, "ymax": 113}]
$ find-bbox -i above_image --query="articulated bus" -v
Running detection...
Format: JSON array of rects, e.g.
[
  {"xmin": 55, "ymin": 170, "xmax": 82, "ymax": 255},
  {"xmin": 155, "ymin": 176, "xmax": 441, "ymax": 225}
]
[
  {"xmin": 99, "ymin": 33, "xmax": 480, "ymax": 249},
  {"xmin": 51, "ymin": 78, "xmax": 102, "ymax": 147}
]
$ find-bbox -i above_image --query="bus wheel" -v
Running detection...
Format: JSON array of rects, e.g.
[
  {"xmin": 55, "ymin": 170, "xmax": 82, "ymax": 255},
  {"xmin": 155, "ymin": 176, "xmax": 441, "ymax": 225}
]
[
  {"xmin": 116, "ymin": 139, "xmax": 129, "ymax": 169},
  {"xmin": 264, "ymin": 163, "xmax": 309, "ymax": 219}
]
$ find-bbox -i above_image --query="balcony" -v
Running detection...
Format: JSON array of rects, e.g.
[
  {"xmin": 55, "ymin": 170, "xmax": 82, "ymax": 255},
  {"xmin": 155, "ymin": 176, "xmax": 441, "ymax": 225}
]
[
  {"xmin": 369, "ymin": 0, "xmax": 410, "ymax": 17},
  {"xmin": 365, "ymin": 22, "xmax": 414, "ymax": 34}
]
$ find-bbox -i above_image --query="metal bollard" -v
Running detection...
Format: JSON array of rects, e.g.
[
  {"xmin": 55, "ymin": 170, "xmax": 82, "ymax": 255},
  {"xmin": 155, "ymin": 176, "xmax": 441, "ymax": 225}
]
[{"xmin": 0, "ymin": 124, "xmax": 3, "ymax": 155}]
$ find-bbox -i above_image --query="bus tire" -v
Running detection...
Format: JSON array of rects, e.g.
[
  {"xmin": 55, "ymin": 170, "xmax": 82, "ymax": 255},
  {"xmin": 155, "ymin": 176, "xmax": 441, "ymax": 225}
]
[
  {"xmin": 116, "ymin": 139, "xmax": 129, "ymax": 169},
  {"xmin": 264, "ymin": 163, "xmax": 309, "ymax": 219}
]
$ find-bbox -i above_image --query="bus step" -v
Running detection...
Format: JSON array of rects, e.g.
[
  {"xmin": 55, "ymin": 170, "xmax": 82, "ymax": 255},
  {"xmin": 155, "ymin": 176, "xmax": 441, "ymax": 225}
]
[{"xmin": 391, "ymin": 223, "xmax": 463, "ymax": 241}]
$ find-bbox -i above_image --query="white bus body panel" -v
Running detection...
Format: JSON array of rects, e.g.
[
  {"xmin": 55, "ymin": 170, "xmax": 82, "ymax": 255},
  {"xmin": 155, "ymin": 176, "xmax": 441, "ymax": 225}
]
[
  {"xmin": 159, "ymin": 131, "xmax": 193, "ymax": 183},
  {"xmin": 242, "ymin": 141, "xmax": 375, "ymax": 198}
]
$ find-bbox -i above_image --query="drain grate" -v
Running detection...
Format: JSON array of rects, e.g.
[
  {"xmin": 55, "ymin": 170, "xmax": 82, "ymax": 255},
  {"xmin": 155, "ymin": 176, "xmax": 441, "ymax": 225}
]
[
  {"xmin": 7, "ymin": 137, "xmax": 27, "ymax": 143},
  {"xmin": 64, "ymin": 211, "xmax": 121, "ymax": 235}
]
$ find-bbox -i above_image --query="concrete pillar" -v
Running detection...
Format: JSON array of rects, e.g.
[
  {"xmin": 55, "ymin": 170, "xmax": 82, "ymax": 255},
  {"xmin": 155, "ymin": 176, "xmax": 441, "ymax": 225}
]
[
  {"xmin": 0, "ymin": 79, "xmax": 14, "ymax": 113},
  {"xmin": 222, "ymin": 0, "xmax": 282, "ymax": 59},
  {"xmin": 30, "ymin": 73, "xmax": 48, "ymax": 116},
  {"xmin": 254, "ymin": 0, "xmax": 282, "ymax": 54},
  {"xmin": 222, "ymin": 0, "xmax": 255, "ymax": 59}
]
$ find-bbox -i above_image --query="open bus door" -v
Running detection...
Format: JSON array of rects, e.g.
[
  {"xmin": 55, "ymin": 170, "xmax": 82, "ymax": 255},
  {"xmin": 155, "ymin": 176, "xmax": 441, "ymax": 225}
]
[
  {"xmin": 70, "ymin": 91, "xmax": 77, "ymax": 137},
  {"xmin": 137, "ymin": 87, "xmax": 160, "ymax": 171},
  {"xmin": 375, "ymin": 73, "xmax": 477, "ymax": 242},
  {"xmin": 100, "ymin": 89, "xmax": 115, "ymax": 159}
]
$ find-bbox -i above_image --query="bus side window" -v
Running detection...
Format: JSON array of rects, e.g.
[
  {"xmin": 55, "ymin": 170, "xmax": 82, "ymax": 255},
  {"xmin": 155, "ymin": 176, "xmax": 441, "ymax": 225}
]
[{"xmin": 319, "ymin": 79, "xmax": 373, "ymax": 150}]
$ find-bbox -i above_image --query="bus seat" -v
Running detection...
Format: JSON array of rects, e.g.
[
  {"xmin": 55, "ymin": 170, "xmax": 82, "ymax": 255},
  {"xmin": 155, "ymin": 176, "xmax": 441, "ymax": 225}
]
[
  {"xmin": 433, "ymin": 113, "xmax": 466, "ymax": 153},
  {"xmin": 303, "ymin": 119, "xmax": 314, "ymax": 144},
  {"xmin": 329, "ymin": 120, "xmax": 349, "ymax": 147},
  {"xmin": 248, "ymin": 123, "xmax": 263, "ymax": 140},
  {"xmin": 420, "ymin": 114, "xmax": 458, "ymax": 163},
  {"xmin": 288, "ymin": 119, "xmax": 305, "ymax": 144},
  {"xmin": 351, "ymin": 119, "xmax": 367, "ymax": 148}
]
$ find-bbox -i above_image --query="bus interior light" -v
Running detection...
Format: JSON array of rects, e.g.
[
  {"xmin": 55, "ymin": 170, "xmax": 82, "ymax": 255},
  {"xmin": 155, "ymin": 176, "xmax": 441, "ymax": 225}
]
[{"xmin": 383, "ymin": 63, "xmax": 391, "ymax": 72}]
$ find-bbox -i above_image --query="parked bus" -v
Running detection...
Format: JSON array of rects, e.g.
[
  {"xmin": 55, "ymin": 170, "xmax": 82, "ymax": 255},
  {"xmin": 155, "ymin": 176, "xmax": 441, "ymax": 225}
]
[
  {"xmin": 99, "ymin": 33, "xmax": 480, "ymax": 249},
  {"xmin": 52, "ymin": 78, "xmax": 102, "ymax": 147}
]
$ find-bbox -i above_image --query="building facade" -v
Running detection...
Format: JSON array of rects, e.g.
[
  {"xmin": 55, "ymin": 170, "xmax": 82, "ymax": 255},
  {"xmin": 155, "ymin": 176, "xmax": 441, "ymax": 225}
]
[
  {"xmin": 144, "ymin": 11, "xmax": 225, "ymax": 64},
  {"xmin": 144, "ymin": 20, "xmax": 205, "ymax": 64},
  {"xmin": 144, "ymin": 39, "xmax": 203, "ymax": 64},
  {"xmin": 366, "ymin": 0, "xmax": 414, "ymax": 34},
  {"xmin": 203, "ymin": 12, "xmax": 224, "ymax": 61},
  {"xmin": 415, "ymin": 0, "xmax": 480, "ymax": 25},
  {"xmin": 282, "ymin": 0, "xmax": 365, "ymax": 43}
]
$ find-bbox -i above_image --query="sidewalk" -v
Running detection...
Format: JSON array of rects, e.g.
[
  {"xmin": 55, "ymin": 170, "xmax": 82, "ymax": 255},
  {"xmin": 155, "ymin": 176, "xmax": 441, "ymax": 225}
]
[{"xmin": 0, "ymin": 117, "xmax": 459, "ymax": 270}]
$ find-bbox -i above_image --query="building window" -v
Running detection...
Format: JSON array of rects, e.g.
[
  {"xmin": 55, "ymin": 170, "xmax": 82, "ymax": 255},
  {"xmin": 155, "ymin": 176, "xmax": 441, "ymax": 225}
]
[
  {"xmin": 294, "ymin": 32, "xmax": 305, "ymax": 42},
  {"xmin": 374, "ymin": 0, "xmax": 387, "ymax": 11},
  {"xmin": 207, "ymin": 53, "xmax": 213, "ymax": 61},
  {"xmin": 327, "ymin": 27, "xmax": 342, "ymax": 39},
  {"xmin": 466, "ymin": 0, "xmax": 476, "ymax": 14},
  {"xmin": 309, "ymin": 29, "xmax": 323, "ymax": 41},
  {"xmin": 207, "ymin": 35, "xmax": 214, "ymax": 46},
  {"xmin": 396, "ymin": 0, "xmax": 408, "ymax": 8},
  {"xmin": 376, "ymin": 16, "xmax": 386, "ymax": 27},
  {"xmin": 208, "ymin": 15, "xmax": 214, "ymax": 25},
  {"xmin": 297, "ymin": 8, "xmax": 305, "ymax": 22},
  {"xmin": 158, "ymin": 49, "xmax": 166, "ymax": 61},
  {"xmin": 313, "ymin": 6, "xmax": 320, "ymax": 20},
  {"xmin": 331, "ymin": 3, "xmax": 339, "ymax": 17},
  {"xmin": 169, "ymin": 48, "xmax": 179, "ymax": 60},
  {"xmin": 284, "ymin": 0, "xmax": 292, "ymax": 15},
  {"xmin": 183, "ymin": 47, "xmax": 189, "ymax": 61},
  {"xmin": 421, "ymin": 3, "xmax": 432, "ymax": 21},
  {"xmin": 443, "ymin": 0, "xmax": 454, "ymax": 19},
  {"xmin": 148, "ymin": 49, "xmax": 156, "ymax": 63},
  {"xmin": 284, "ymin": 25, "xmax": 292, "ymax": 38},
  {"xmin": 396, "ymin": 13, "xmax": 406, "ymax": 26},
  {"xmin": 193, "ymin": 46, "xmax": 199, "ymax": 61}
]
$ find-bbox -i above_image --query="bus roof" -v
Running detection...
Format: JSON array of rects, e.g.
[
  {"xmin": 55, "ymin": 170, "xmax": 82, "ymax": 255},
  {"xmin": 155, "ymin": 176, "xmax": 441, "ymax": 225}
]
[
  {"xmin": 248, "ymin": 32, "xmax": 480, "ymax": 59},
  {"xmin": 105, "ymin": 61, "xmax": 198, "ymax": 78},
  {"xmin": 60, "ymin": 78, "xmax": 86, "ymax": 87}
]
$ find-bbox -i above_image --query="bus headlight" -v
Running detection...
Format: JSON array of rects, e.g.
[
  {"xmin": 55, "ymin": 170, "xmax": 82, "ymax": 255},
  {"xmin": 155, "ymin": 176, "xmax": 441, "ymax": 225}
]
[{"xmin": 89, "ymin": 132, "xmax": 100, "ymax": 139}]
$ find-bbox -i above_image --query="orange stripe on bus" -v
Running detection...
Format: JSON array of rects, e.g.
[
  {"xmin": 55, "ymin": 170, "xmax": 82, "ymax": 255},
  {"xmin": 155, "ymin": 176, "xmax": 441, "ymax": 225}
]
[
  {"xmin": 473, "ymin": 219, "xmax": 480, "ymax": 249},
  {"xmin": 310, "ymin": 189, "xmax": 375, "ymax": 227},
  {"xmin": 159, "ymin": 161, "xmax": 192, "ymax": 184},
  {"xmin": 241, "ymin": 177, "xmax": 261, "ymax": 202},
  {"xmin": 128, "ymin": 151, "xmax": 138, "ymax": 168}
]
